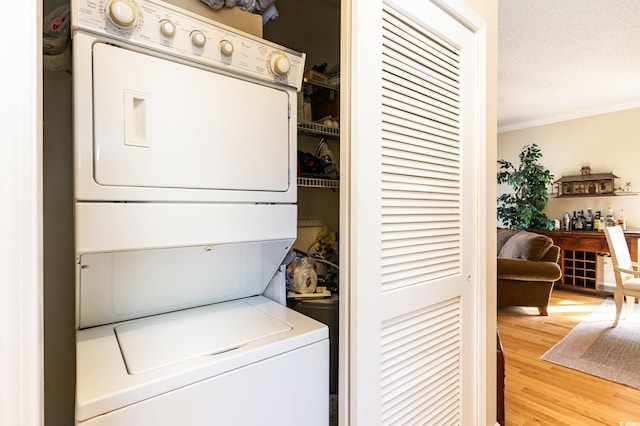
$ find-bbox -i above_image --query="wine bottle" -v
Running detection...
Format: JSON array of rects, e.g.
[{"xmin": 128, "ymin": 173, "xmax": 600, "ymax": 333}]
[
  {"xmin": 618, "ymin": 209, "xmax": 627, "ymax": 230},
  {"xmin": 585, "ymin": 208, "xmax": 593, "ymax": 231},
  {"xmin": 575, "ymin": 210, "xmax": 584, "ymax": 230}
]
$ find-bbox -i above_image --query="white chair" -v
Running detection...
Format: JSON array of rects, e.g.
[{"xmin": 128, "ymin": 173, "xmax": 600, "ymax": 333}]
[{"xmin": 603, "ymin": 225, "xmax": 640, "ymax": 327}]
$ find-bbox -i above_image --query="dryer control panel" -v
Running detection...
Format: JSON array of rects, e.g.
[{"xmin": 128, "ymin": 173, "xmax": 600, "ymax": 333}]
[{"xmin": 71, "ymin": 0, "xmax": 306, "ymax": 90}]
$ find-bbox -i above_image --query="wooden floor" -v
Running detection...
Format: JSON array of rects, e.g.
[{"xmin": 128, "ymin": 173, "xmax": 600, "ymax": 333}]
[{"xmin": 498, "ymin": 289, "xmax": 640, "ymax": 425}]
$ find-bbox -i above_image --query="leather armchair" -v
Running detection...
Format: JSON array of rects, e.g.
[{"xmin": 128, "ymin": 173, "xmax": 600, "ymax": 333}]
[{"xmin": 497, "ymin": 228, "xmax": 562, "ymax": 316}]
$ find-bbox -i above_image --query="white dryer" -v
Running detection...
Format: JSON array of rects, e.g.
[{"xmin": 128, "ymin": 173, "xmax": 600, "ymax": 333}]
[{"xmin": 71, "ymin": 1, "xmax": 328, "ymax": 424}]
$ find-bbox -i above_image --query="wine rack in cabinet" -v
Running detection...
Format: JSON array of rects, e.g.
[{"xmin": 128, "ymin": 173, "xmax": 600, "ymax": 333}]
[
  {"xmin": 562, "ymin": 250, "xmax": 597, "ymax": 290},
  {"xmin": 533, "ymin": 229, "xmax": 640, "ymax": 294}
]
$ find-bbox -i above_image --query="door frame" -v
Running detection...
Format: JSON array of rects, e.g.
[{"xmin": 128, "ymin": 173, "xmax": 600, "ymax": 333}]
[
  {"xmin": 1, "ymin": 0, "xmax": 44, "ymax": 424},
  {"xmin": 339, "ymin": 0, "xmax": 489, "ymax": 423}
]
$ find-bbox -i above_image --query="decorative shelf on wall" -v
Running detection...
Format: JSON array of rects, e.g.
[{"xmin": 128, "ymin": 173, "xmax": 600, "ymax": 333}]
[
  {"xmin": 297, "ymin": 177, "xmax": 339, "ymax": 189},
  {"xmin": 552, "ymin": 173, "xmax": 636, "ymax": 198},
  {"xmin": 551, "ymin": 192, "xmax": 638, "ymax": 199}
]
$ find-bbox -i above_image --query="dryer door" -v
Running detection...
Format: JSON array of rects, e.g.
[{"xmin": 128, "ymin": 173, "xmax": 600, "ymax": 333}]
[{"xmin": 91, "ymin": 42, "xmax": 292, "ymax": 196}]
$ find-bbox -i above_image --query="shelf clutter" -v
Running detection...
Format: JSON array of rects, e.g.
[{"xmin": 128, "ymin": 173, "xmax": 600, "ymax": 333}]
[
  {"xmin": 297, "ymin": 64, "xmax": 340, "ymax": 189},
  {"xmin": 299, "ymin": 64, "xmax": 340, "ymax": 135},
  {"xmin": 297, "ymin": 126, "xmax": 339, "ymax": 188},
  {"xmin": 43, "ymin": 5, "xmax": 71, "ymax": 71}
]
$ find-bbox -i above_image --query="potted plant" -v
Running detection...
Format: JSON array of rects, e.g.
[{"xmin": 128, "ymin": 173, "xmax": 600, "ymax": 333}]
[{"xmin": 497, "ymin": 144, "xmax": 554, "ymax": 230}]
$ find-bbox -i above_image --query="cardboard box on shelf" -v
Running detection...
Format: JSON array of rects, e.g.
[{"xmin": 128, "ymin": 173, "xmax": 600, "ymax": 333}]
[
  {"xmin": 161, "ymin": 0, "xmax": 263, "ymax": 38},
  {"xmin": 312, "ymin": 87, "xmax": 339, "ymax": 121},
  {"xmin": 304, "ymin": 70, "xmax": 329, "ymax": 83}
]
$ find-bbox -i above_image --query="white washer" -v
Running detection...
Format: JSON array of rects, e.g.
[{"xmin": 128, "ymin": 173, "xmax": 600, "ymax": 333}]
[
  {"xmin": 71, "ymin": 1, "xmax": 328, "ymax": 424},
  {"xmin": 76, "ymin": 296, "xmax": 328, "ymax": 425}
]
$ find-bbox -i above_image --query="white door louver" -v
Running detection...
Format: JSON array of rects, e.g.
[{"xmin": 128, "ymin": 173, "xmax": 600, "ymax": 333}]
[
  {"xmin": 378, "ymin": 2, "xmax": 467, "ymax": 424},
  {"xmin": 381, "ymin": 298, "xmax": 461, "ymax": 425},
  {"xmin": 381, "ymin": 3, "xmax": 463, "ymax": 293}
]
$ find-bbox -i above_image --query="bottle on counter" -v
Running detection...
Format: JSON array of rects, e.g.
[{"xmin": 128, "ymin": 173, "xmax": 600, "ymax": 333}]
[
  {"xmin": 606, "ymin": 206, "xmax": 616, "ymax": 227},
  {"xmin": 618, "ymin": 209, "xmax": 627, "ymax": 230},
  {"xmin": 585, "ymin": 208, "xmax": 593, "ymax": 231},
  {"xmin": 575, "ymin": 210, "xmax": 584, "ymax": 230},
  {"xmin": 594, "ymin": 211, "xmax": 601, "ymax": 231},
  {"xmin": 571, "ymin": 211, "xmax": 577, "ymax": 231},
  {"xmin": 562, "ymin": 212, "xmax": 571, "ymax": 231}
]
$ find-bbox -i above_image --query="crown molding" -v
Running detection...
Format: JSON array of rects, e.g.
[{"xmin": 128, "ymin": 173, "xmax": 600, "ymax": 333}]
[{"xmin": 498, "ymin": 100, "xmax": 640, "ymax": 133}]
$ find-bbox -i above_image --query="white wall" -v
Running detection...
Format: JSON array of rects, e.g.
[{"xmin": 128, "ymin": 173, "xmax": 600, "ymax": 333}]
[{"xmin": 498, "ymin": 108, "xmax": 640, "ymax": 229}]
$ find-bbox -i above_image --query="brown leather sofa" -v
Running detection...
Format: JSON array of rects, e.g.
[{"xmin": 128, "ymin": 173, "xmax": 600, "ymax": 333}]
[{"xmin": 497, "ymin": 228, "xmax": 562, "ymax": 316}]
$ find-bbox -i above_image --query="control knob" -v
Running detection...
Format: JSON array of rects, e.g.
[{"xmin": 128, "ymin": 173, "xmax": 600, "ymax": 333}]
[
  {"xmin": 107, "ymin": 0, "xmax": 137, "ymax": 29},
  {"xmin": 270, "ymin": 54, "xmax": 291, "ymax": 77},
  {"xmin": 191, "ymin": 30, "xmax": 206, "ymax": 47},
  {"xmin": 159, "ymin": 19, "xmax": 176, "ymax": 38},
  {"xmin": 219, "ymin": 40, "xmax": 234, "ymax": 56}
]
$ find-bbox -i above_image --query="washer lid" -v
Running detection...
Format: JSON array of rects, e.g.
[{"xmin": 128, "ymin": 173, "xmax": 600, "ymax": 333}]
[{"xmin": 115, "ymin": 299, "xmax": 292, "ymax": 374}]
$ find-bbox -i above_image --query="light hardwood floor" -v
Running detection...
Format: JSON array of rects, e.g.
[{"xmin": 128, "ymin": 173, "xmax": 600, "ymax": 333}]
[{"xmin": 497, "ymin": 289, "xmax": 640, "ymax": 425}]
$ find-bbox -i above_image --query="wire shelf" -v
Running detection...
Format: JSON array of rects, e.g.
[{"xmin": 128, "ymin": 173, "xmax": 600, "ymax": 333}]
[
  {"xmin": 297, "ymin": 177, "xmax": 340, "ymax": 188},
  {"xmin": 297, "ymin": 122, "xmax": 340, "ymax": 138}
]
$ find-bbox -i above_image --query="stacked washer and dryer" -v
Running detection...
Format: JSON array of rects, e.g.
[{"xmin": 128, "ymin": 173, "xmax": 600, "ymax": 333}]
[{"xmin": 71, "ymin": 0, "xmax": 329, "ymax": 424}]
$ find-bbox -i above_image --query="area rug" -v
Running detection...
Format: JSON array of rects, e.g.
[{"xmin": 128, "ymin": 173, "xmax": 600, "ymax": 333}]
[{"xmin": 541, "ymin": 298, "xmax": 640, "ymax": 390}]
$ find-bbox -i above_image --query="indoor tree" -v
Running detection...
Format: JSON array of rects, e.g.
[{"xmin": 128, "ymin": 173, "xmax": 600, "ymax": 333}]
[{"xmin": 497, "ymin": 143, "xmax": 554, "ymax": 230}]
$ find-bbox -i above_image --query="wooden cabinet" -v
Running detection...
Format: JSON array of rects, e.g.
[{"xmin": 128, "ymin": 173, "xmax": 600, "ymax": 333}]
[{"xmin": 532, "ymin": 229, "xmax": 640, "ymax": 294}]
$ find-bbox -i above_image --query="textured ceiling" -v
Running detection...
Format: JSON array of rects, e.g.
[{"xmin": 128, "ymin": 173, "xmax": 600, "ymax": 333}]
[{"xmin": 498, "ymin": 0, "xmax": 640, "ymax": 132}]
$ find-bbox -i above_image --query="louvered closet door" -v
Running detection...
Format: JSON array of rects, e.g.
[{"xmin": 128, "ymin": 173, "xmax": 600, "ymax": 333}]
[{"xmin": 345, "ymin": 0, "xmax": 483, "ymax": 424}]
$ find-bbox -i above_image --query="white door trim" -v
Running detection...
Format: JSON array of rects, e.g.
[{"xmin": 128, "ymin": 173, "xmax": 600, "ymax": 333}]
[{"xmin": 0, "ymin": 0, "xmax": 44, "ymax": 424}]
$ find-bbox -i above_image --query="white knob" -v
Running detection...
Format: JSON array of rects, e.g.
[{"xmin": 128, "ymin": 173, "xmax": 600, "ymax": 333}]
[
  {"xmin": 219, "ymin": 40, "xmax": 234, "ymax": 56},
  {"xmin": 270, "ymin": 54, "xmax": 291, "ymax": 76},
  {"xmin": 107, "ymin": 0, "xmax": 137, "ymax": 29},
  {"xmin": 191, "ymin": 30, "xmax": 206, "ymax": 47},
  {"xmin": 159, "ymin": 19, "xmax": 175, "ymax": 37}
]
